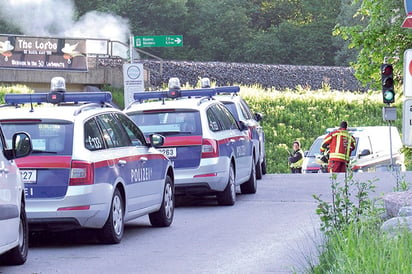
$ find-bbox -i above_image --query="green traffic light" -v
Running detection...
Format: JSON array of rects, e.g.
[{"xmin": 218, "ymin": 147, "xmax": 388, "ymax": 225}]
[{"xmin": 384, "ymin": 90, "xmax": 394, "ymax": 101}]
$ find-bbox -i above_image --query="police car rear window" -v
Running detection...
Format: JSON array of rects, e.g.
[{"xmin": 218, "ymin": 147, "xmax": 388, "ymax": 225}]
[
  {"xmin": 128, "ymin": 110, "xmax": 201, "ymax": 136},
  {"xmin": 0, "ymin": 121, "xmax": 73, "ymax": 155}
]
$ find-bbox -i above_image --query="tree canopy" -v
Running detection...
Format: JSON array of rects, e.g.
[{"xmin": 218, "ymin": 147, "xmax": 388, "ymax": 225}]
[
  {"xmin": 335, "ymin": 0, "xmax": 412, "ymax": 88},
  {"xmin": 1, "ymin": 0, "xmax": 411, "ymax": 87}
]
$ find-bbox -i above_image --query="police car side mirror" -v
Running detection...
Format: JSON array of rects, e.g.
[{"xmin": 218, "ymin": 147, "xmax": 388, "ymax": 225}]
[
  {"xmin": 4, "ymin": 132, "xmax": 33, "ymax": 160},
  {"xmin": 359, "ymin": 149, "xmax": 371, "ymax": 157},
  {"xmin": 149, "ymin": 134, "xmax": 165, "ymax": 148},
  {"xmin": 238, "ymin": 120, "xmax": 248, "ymax": 131},
  {"xmin": 254, "ymin": 112, "xmax": 263, "ymax": 122}
]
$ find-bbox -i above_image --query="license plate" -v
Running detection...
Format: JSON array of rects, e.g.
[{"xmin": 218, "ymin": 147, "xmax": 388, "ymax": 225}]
[
  {"xmin": 20, "ymin": 170, "xmax": 37, "ymax": 183},
  {"xmin": 158, "ymin": 147, "xmax": 177, "ymax": 158}
]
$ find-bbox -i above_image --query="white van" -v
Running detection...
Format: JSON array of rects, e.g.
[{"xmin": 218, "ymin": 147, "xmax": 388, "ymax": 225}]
[{"xmin": 302, "ymin": 126, "xmax": 405, "ymax": 173}]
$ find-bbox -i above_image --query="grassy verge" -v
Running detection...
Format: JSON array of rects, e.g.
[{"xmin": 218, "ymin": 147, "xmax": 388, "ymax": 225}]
[{"xmin": 312, "ymin": 223, "xmax": 412, "ymax": 273}]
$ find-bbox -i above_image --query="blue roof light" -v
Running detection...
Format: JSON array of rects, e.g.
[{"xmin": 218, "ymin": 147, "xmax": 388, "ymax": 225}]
[
  {"xmin": 5, "ymin": 92, "xmax": 112, "ymax": 105},
  {"xmin": 215, "ymin": 86, "xmax": 240, "ymax": 94},
  {"xmin": 132, "ymin": 86, "xmax": 240, "ymax": 103}
]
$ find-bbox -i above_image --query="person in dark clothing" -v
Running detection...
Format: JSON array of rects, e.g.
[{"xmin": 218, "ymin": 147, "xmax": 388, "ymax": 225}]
[{"xmin": 288, "ymin": 141, "xmax": 304, "ymax": 173}]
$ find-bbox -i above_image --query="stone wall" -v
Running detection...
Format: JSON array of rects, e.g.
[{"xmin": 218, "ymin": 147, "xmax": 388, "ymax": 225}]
[{"xmin": 143, "ymin": 60, "xmax": 365, "ymax": 91}]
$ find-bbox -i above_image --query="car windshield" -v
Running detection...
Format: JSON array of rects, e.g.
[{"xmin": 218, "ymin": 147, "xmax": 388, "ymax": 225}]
[
  {"xmin": 0, "ymin": 121, "xmax": 74, "ymax": 155},
  {"xmin": 129, "ymin": 110, "xmax": 202, "ymax": 136}
]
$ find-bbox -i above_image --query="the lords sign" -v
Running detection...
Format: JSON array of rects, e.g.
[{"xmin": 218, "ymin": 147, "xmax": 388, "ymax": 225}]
[{"xmin": 0, "ymin": 35, "xmax": 87, "ymax": 71}]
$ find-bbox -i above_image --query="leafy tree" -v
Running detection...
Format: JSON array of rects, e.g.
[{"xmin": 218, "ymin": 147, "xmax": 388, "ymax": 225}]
[
  {"xmin": 0, "ymin": 19, "xmax": 21, "ymax": 34},
  {"xmin": 245, "ymin": 0, "xmax": 304, "ymax": 30},
  {"xmin": 184, "ymin": 0, "xmax": 252, "ymax": 62},
  {"xmin": 334, "ymin": 0, "xmax": 412, "ymax": 88},
  {"xmin": 333, "ymin": 0, "xmax": 362, "ymax": 66}
]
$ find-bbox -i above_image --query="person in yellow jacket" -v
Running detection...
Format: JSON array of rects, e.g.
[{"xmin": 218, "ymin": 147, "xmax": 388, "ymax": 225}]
[{"xmin": 288, "ymin": 141, "xmax": 304, "ymax": 173}]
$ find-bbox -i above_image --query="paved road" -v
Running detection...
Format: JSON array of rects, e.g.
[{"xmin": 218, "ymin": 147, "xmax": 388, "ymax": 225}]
[{"xmin": 1, "ymin": 171, "xmax": 409, "ymax": 274}]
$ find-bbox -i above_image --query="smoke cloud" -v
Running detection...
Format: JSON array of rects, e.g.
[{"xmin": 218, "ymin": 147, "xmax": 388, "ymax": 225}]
[{"xmin": 0, "ymin": 0, "xmax": 130, "ymax": 43}]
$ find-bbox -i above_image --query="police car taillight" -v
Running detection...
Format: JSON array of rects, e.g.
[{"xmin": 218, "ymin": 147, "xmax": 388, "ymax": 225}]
[
  {"xmin": 201, "ymin": 138, "xmax": 219, "ymax": 158},
  {"xmin": 69, "ymin": 161, "xmax": 94, "ymax": 185}
]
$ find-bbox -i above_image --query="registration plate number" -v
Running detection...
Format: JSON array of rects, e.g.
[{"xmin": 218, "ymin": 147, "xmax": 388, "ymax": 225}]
[
  {"xmin": 158, "ymin": 147, "xmax": 177, "ymax": 158},
  {"xmin": 20, "ymin": 170, "xmax": 37, "ymax": 183}
]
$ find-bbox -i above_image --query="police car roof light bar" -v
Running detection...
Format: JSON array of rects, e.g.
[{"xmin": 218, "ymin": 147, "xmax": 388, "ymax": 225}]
[
  {"xmin": 133, "ymin": 86, "xmax": 240, "ymax": 102},
  {"xmin": 215, "ymin": 86, "xmax": 240, "ymax": 94},
  {"xmin": 133, "ymin": 91, "xmax": 167, "ymax": 102},
  {"xmin": 5, "ymin": 92, "xmax": 112, "ymax": 105},
  {"xmin": 180, "ymin": 88, "xmax": 216, "ymax": 97}
]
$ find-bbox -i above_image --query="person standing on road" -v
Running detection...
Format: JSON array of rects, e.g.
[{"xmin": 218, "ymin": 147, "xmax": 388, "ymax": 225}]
[
  {"xmin": 288, "ymin": 141, "xmax": 304, "ymax": 173},
  {"xmin": 320, "ymin": 121, "xmax": 356, "ymax": 173}
]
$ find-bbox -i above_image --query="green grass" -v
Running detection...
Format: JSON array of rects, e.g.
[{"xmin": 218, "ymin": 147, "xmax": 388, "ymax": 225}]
[{"xmin": 312, "ymin": 222, "xmax": 412, "ymax": 273}]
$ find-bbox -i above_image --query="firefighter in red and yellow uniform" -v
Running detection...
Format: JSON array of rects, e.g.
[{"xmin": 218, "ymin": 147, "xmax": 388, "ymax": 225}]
[{"xmin": 320, "ymin": 121, "xmax": 356, "ymax": 173}]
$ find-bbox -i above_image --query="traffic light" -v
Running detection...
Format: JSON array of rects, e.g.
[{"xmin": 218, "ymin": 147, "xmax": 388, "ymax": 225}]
[{"xmin": 381, "ymin": 64, "xmax": 395, "ymax": 104}]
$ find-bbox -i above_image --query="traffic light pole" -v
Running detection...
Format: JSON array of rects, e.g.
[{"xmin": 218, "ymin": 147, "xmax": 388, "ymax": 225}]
[
  {"xmin": 388, "ymin": 120, "xmax": 394, "ymax": 170},
  {"xmin": 383, "ymin": 106, "xmax": 396, "ymax": 170}
]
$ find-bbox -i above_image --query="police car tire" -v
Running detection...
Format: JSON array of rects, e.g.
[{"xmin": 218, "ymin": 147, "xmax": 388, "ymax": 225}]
[
  {"xmin": 261, "ymin": 157, "xmax": 267, "ymax": 175},
  {"xmin": 241, "ymin": 157, "xmax": 257, "ymax": 194},
  {"xmin": 256, "ymin": 157, "xmax": 263, "ymax": 180},
  {"xmin": 217, "ymin": 163, "xmax": 236, "ymax": 206},
  {"xmin": 1, "ymin": 200, "xmax": 28, "ymax": 265},
  {"xmin": 98, "ymin": 188, "xmax": 124, "ymax": 244},
  {"xmin": 149, "ymin": 175, "xmax": 174, "ymax": 227}
]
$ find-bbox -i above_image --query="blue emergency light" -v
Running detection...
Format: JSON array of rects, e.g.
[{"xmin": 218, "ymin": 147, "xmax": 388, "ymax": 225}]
[
  {"xmin": 132, "ymin": 86, "xmax": 240, "ymax": 103},
  {"xmin": 5, "ymin": 91, "xmax": 112, "ymax": 106},
  {"xmin": 215, "ymin": 86, "xmax": 240, "ymax": 94}
]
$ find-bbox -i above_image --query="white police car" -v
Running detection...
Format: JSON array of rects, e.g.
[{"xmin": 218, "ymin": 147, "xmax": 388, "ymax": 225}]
[
  {"xmin": 201, "ymin": 79, "xmax": 266, "ymax": 179},
  {"xmin": 124, "ymin": 79, "xmax": 256, "ymax": 206},
  {"xmin": 0, "ymin": 77, "xmax": 175, "ymax": 244},
  {"xmin": 0, "ymin": 131, "xmax": 32, "ymax": 265}
]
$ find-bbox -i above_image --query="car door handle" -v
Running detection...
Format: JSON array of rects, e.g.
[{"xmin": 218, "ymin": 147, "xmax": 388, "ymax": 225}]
[
  {"xmin": 118, "ymin": 159, "xmax": 127, "ymax": 166},
  {"xmin": 229, "ymin": 139, "xmax": 236, "ymax": 143},
  {"xmin": 139, "ymin": 156, "xmax": 148, "ymax": 162},
  {"xmin": 239, "ymin": 137, "xmax": 245, "ymax": 141}
]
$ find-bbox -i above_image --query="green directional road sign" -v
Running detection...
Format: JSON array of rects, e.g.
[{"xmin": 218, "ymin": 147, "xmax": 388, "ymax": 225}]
[{"xmin": 134, "ymin": 35, "xmax": 183, "ymax": 48}]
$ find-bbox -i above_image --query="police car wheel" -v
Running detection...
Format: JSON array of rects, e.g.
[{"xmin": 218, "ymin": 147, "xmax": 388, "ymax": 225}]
[
  {"xmin": 261, "ymin": 157, "xmax": 267, "ymax": 175},
  {"xmin": 256, "ymin": 157, "xmax": 263, "ymax": 180},
  {"xmin": 1, "ymin": 200, "xmax": 29, "ymax": 265},
  {"xmin": 149, "ymin": 175, "xmax": 174, "ymax": 227},
  {"xmin": 241, "ymin": 157, "xmax": 257, "ymax": 194},
  {"xmin": 98, "ymin": 188, "xmax": 124, "ymax": 244},
  {"xmin": 217, "ymin": 163, "xmax": 236, "ymax": 206}
]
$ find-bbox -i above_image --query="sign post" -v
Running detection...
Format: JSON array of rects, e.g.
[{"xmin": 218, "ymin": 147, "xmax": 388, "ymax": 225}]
[
  {"xmin": 134, "ymin": 35, "xmax": 183, "ymax": 48},
  {"xmin": 403, "ymin": 49, "xmax": 412, "ymax": 147},
  {"xmin": 123, "ymin": 63, "xmax": 144, "ymax": 107}
]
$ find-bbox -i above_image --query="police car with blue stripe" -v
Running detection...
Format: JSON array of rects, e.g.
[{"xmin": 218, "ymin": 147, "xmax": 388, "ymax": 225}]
[
  {"xmin": 124, "ymin": 78, "xmax": 256, "ymax": 206},
  {"xmin": 0, "ymin": 77, "xmax": 175, "ymax": 244}
]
